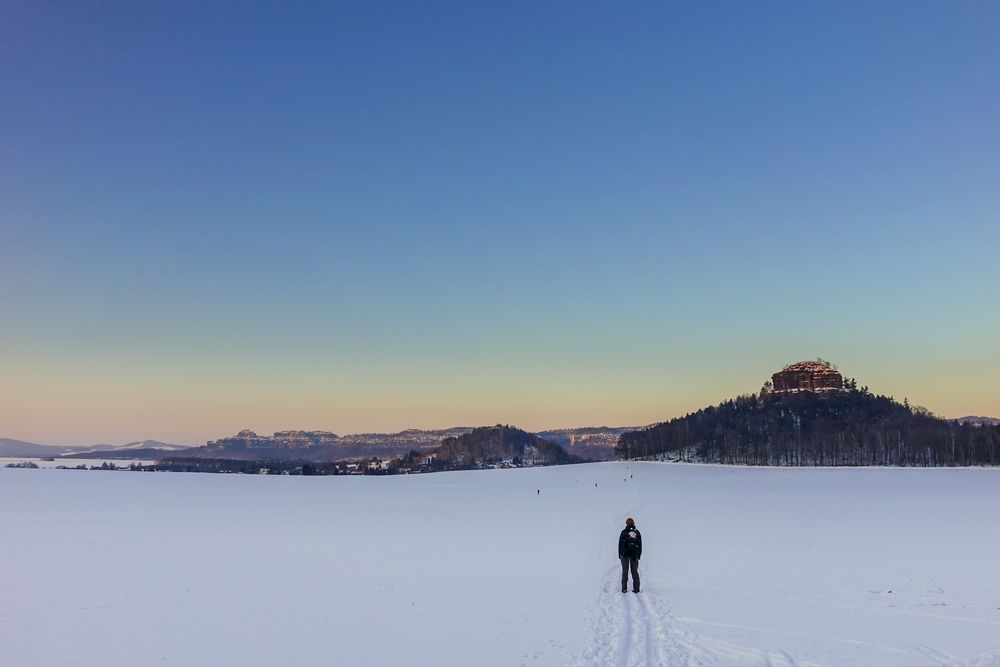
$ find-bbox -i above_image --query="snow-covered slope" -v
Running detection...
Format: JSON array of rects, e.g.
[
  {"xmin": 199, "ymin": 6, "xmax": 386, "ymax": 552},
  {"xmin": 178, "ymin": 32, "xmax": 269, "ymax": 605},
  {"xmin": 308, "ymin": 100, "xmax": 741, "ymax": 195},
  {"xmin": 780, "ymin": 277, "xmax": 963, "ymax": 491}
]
[
  {"xmin": 0, "ymin": 438, "xmax": 191, "ymax": 457},
  {"xmin": 2, "ymin": 463, "xmax": 999, "ymax": 666},
  {"xmin": 67, "ymin": 439, "xmax": 192, "ymax": 454}
]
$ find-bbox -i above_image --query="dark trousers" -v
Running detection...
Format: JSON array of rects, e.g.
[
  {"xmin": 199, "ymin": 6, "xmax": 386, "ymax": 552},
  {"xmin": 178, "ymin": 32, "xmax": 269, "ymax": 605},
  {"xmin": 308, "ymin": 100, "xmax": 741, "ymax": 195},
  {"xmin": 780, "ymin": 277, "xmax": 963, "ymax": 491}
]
[{"xmin": 620, "ymin": 555, "xmax": 640, "ymax": 592}]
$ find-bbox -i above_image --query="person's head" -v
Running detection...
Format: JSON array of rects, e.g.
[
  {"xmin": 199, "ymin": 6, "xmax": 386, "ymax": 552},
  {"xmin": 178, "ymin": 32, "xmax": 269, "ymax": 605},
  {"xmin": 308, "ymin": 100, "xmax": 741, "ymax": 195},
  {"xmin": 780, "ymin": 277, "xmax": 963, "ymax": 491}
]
[{"xmin": 625, "ymin": 517, "xmax": 635, "ymax": 527}]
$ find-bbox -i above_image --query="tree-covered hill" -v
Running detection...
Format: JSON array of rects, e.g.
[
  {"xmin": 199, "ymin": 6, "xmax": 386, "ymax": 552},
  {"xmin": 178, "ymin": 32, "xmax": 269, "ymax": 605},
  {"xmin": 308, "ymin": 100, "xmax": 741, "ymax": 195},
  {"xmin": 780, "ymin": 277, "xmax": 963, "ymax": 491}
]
[
  {"xmin": 617, "ymin": 387, "xmax": 998, "ymax": 466},
  {"xmin": 436, "ymin": 425, "xmax": 580, "ymax": 466}
]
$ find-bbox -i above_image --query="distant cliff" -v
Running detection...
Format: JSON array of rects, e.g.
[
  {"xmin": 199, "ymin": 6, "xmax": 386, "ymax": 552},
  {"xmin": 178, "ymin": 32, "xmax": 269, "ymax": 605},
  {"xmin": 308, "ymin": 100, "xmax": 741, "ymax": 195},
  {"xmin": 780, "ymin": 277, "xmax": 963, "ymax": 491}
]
[
  {"xmin": 169, "ymin": 427, "xmax": 475, "ymax": 462},
  {"xmin": 537, "ymin": 427, "xmax": 628, "ymax": 461}
]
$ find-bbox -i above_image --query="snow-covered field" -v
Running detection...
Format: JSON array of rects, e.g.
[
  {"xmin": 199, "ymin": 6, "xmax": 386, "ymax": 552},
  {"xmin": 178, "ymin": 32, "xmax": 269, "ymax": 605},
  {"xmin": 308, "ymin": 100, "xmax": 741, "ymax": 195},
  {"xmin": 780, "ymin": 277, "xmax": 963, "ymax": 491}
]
[{"xmin": 2, "ymin": 462, "xmax": 999, "ymax": 666}]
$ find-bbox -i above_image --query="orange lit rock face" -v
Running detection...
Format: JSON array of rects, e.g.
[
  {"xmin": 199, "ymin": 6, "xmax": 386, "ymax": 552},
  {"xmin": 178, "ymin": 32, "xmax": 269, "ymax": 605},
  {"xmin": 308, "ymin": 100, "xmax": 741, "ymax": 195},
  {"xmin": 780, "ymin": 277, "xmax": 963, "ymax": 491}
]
[{"xmin": 771, "ymin": 361, "xmax": 843, "ymax": 394}]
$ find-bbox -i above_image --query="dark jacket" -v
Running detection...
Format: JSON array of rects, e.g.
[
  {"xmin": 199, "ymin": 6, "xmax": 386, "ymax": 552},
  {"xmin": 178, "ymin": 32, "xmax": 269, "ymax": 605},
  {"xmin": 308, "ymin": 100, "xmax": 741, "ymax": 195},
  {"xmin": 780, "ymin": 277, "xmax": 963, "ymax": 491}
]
[{"xmin": 618, "ymin": 526, "xmax": 642, "ymax": 559}]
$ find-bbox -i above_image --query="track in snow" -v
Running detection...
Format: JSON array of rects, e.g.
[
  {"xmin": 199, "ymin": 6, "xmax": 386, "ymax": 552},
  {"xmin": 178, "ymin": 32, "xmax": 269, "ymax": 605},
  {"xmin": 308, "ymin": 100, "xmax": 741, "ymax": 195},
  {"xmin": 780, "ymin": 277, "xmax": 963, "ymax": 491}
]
[
  {"xmin": 577, "ymin": 564, "xmax": 692, "ymax": 667},
  {"xmin": 576, "ymin": 568, "xmax": 825, "ymax": 667}
]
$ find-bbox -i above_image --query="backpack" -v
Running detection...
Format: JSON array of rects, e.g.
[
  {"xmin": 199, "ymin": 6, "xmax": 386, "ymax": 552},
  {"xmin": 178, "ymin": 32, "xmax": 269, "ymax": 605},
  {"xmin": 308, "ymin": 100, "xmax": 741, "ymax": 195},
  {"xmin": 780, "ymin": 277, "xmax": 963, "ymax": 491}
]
[{"xmin": 623, "ymin": 529, "xmax": 640, "ymax": 557}]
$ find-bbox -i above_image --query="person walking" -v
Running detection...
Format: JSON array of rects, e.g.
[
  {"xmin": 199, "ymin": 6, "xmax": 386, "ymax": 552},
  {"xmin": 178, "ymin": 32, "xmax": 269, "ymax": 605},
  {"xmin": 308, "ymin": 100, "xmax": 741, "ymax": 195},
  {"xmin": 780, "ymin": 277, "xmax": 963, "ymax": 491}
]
[{"xmin": 618, "ymin": 518, "xmax": 642, "ymax": 593}]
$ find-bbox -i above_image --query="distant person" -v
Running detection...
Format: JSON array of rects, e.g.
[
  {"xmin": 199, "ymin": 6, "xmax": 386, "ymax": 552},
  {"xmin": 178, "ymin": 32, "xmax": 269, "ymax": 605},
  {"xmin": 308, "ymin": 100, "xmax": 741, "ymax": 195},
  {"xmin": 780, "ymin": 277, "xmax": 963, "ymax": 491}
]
[{"xmin": 618, "ymin": 518, "xmax": 642, "ymax": 593}]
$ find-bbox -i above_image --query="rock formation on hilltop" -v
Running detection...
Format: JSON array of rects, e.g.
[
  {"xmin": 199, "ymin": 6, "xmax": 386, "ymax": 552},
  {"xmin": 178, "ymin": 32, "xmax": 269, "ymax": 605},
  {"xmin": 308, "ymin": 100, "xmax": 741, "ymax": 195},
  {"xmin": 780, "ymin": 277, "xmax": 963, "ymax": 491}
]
[{"xmin": 766, "ymin": 359, "xmax": 844, "ymax": 395}]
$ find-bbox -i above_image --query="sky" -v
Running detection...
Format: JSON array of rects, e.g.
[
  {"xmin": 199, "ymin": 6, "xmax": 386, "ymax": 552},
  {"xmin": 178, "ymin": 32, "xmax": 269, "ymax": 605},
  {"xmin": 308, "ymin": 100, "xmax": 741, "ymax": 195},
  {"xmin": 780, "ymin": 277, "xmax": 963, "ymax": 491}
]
[{"xmin": 2, "ymin": 1, "xmax": 998, "ymax": 445}]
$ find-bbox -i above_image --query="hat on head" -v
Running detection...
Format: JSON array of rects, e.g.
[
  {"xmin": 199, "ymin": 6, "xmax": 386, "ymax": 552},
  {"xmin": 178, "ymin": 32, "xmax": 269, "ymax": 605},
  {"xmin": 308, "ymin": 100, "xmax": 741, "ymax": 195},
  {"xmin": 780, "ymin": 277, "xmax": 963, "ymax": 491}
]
[{"xmin": 625, "ymin": 517, "xmax": 635, "ymax": 527}]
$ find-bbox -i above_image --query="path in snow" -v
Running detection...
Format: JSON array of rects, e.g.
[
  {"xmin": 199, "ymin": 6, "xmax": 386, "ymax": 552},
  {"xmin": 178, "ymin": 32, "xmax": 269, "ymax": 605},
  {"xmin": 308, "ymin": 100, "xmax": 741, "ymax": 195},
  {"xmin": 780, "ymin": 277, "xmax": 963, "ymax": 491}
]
[
  {"xmin": 574, "ymin": 462, "xmax": 1000, "ymax": 667},
  {"xmin": 577, "ymin": 564, "xmax": 692, "ymax": 667},
  {"xmin": 577, "ymin": 461, "xmax": 694, "ymax": 667}
]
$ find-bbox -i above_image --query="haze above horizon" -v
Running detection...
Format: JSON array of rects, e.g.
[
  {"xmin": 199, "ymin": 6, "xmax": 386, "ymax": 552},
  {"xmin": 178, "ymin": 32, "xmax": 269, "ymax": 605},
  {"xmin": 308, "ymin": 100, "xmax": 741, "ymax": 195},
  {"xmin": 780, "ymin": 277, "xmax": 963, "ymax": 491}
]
[{"xmin": 2, "ymin": 2, "xmax": 998, "ymax": 444}]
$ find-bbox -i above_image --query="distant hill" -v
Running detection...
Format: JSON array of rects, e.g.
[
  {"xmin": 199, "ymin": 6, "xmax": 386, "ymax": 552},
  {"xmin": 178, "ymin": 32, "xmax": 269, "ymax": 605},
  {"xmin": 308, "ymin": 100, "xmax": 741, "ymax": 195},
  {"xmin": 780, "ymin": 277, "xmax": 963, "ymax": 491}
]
[
  {"xmin": 618, "ymin": 389, "xmax": 999, "ymax": 467},
  {"xmin": 65, "ymin": 447, "xmax": 195, "ymax": 460},
  {"xmin": 0, "ymin": 439, "xmax": 76, "ymax": 458},
  {"xmin": 537, "ymin": 427, "xmax": 631, "ymax": 461},
  {"xmin": 1, "ymin": 438, "xmax": 190, "ymax": 458},
  {"xmin": 434, "ymin": 425, "xmax": 579, "ymax": 466},
  {"xmin": 956, "ymin": 416, "xmax": 1000, "ymax": 426},
  {"xmin": 67, "ymin": 440, "xmax": 192, "ymax": 455},
  {"xmin": 4, "ymin": 423, "xmax": 628, "ymax": 463},
  {"xmin": 140, "ymin": 426, "xmax": 617, "ymax": 463},
  {"xmin": 166, "ymin": 428, "xmax": 475, "ymax": 462},
  {"xmin": 111, "ymin": 439, "xmax": 191, "ymax": 451}
]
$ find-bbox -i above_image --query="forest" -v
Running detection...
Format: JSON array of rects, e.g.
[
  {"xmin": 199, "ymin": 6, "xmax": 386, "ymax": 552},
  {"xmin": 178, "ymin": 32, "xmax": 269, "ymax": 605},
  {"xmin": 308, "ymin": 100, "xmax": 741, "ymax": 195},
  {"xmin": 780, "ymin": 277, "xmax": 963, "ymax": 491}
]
[{"xmin": 616, "ymin": 385, "xmax": 999, "ymax": 466}]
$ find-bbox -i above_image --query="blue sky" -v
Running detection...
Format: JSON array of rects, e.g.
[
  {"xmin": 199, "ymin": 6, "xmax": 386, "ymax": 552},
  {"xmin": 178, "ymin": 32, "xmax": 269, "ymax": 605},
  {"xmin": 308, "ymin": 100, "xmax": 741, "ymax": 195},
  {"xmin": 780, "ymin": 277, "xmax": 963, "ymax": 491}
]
[{"xmin": 2, "ymin": 1, "xmax": 998, "ymax": 443}]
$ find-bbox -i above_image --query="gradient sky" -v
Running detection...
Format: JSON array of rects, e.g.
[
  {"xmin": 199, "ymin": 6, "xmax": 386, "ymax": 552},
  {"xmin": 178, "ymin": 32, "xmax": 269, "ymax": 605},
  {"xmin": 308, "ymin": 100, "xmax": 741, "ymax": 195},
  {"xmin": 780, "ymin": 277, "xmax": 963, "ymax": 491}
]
[{"xmin": 2, "ymin": 1, "xmax": 998, "ymax": 445}]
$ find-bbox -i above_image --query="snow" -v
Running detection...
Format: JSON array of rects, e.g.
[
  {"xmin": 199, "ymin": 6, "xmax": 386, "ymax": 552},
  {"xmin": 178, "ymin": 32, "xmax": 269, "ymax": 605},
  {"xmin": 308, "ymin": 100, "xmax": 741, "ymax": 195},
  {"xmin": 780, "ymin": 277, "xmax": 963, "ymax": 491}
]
[{"xmin": 2, "ymin": 462, "xmax": 999, "ymax": 666}]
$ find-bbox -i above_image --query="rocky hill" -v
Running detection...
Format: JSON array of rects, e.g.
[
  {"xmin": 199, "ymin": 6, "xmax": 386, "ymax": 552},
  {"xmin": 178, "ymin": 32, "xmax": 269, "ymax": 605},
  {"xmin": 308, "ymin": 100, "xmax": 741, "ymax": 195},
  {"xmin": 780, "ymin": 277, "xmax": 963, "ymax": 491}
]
[
  {"xmin": 166, "ymin": 427, "xmax": 474, "ymax": 462},
  {"xmin": 619, "ymin": 386, "xmax": 999, "ymax": 467},
  {"xmin": 336, "ymin": 428, "xmax": 474, "ymax": 452}
]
